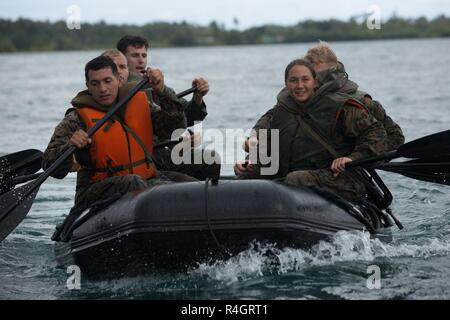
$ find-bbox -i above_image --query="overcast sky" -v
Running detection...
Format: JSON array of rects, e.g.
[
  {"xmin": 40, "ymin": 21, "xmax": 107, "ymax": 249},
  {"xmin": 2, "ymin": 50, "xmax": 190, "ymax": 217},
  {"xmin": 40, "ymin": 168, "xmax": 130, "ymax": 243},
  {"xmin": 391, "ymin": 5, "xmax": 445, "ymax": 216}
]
[{"xmin": 1, "ymin": 0, "xmax": 449, "ymax": 29}]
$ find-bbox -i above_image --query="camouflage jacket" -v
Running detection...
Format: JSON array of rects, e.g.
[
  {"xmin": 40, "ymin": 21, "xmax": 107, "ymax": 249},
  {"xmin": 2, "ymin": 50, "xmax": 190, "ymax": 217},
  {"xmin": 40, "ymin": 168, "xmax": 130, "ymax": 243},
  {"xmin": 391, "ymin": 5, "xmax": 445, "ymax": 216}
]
[
  {"xmin": 252, "ymin": 62, "xmax": 404, "ymax": 151},
  {"xmin": 256, "ymin": 78, "xmax": 388, "ymax": 177}
]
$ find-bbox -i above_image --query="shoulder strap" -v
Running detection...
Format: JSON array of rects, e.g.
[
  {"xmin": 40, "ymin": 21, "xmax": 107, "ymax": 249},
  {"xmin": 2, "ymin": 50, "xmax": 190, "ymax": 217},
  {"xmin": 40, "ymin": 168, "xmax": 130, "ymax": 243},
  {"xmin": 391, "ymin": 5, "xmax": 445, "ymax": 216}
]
[
  {"xmin": 113, "ymin": 115, "xmax": 153, "ymax": 165},
  {"xmin": 295, "ymin": 115, "xmax": 340, "ymax": 158}
]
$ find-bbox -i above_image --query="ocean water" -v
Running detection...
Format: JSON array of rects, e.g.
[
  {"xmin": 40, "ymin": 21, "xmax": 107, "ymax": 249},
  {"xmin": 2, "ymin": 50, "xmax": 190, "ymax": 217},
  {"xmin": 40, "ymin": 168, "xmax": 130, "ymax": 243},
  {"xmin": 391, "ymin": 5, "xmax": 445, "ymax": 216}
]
[{"xmin": 0, "ymin": 38, "xmax": 450, "ymax": 300}]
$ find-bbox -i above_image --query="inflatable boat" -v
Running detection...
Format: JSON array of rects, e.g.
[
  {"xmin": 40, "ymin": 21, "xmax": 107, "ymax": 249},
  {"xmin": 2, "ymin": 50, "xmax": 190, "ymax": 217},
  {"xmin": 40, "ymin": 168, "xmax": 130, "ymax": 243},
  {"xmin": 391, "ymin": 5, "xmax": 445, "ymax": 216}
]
[{"xmin": 53, "ymin": 178, "xmax": 394, "ymax": 279}]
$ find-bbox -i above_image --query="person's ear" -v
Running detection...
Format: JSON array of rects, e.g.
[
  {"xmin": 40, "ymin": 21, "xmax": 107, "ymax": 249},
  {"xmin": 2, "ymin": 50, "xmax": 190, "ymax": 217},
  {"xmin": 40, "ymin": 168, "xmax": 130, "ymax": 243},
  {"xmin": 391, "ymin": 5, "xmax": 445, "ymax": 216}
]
[{"xmin": 118, "ymin": 76, "xmax": 124, "ymax": 86}]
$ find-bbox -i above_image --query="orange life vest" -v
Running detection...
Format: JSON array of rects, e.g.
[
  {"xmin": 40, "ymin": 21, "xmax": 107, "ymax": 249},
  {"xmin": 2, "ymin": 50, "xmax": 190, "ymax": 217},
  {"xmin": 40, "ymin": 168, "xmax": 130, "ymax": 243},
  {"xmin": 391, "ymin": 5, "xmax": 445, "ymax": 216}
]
[{"xmin": 76, "ymin": 91, "xmax": 156, "ymax": 183}]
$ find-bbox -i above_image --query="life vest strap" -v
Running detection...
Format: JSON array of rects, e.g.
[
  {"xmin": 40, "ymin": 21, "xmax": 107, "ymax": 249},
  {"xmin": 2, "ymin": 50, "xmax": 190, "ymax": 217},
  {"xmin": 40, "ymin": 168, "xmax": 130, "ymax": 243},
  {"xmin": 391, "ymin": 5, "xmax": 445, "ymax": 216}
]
[
  {"xmin": 95, "ymin": 158, "xmax": 150, "ymax": 176},
  {"xmin": 92, "ymin": 118, "xmax": 115, "ymax": 132},
  {"xmin": 113, "ymin": 115, "xmax": 153, "ymax": 166}
]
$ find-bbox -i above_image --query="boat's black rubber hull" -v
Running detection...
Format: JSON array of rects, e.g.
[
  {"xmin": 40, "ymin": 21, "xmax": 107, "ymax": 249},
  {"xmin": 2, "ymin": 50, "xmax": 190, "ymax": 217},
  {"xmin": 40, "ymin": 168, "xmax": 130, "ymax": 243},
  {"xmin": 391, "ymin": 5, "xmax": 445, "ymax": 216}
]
[
  {"xmin": 56, "ymin": 228, "xmax": 330, "ymax": 279},
  {"xmin": 54, "ymin": 179, "xmax": 392, "ymax": 279}
]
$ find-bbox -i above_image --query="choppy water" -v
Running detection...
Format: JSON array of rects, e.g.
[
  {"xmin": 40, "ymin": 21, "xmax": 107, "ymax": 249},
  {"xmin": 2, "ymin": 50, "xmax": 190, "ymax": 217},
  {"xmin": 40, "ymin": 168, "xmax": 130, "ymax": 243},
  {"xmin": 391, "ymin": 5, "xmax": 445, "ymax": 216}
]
[{"xmin": 1, "ymin": 38, "xmax": 450, "ymax": 300}]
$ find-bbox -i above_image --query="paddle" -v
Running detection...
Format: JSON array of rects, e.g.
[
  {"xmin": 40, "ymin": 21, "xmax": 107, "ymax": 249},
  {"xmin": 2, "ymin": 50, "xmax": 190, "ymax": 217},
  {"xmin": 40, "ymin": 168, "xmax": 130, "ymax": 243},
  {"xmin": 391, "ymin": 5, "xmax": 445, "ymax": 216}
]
[
  {"xmin": 0, "ymin": 149, "xmax": 42, "ymax": 177},
  {"xmin": 345, "ymin": 130, "xmax": 450, "ymax": 186},
  {"xmin": 1, "ymin": 138, "xmax": 186, "ymax": 190},
  {"xmin": 347, "ymin": 129, "xmax": 450, "ymax": 168},
  {"xmin": 0, "ymin": 86, "xmax": 197, "ymax": 192},
  {"xmin": 176, "ymin": 86, "xmax": 197, "ymax": 98},
  {"xmin": 377, "ymin": 156, "xmax": 450, "ymax": 185},
  {"xmin": 0, "ymin": 78, "xmax": 149, "ymax": 241},
  {"xmin": 0, "ymin": 149, "xmax": 43, "ymax": 194}
]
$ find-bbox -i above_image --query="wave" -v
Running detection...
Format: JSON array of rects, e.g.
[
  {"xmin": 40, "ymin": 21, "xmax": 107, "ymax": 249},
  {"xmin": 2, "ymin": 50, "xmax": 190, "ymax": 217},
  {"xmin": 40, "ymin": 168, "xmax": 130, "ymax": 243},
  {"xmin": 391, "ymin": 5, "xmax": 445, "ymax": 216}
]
[{"xmin": 192, "ymin": 230, "xmax": 450, "ymax": 284}]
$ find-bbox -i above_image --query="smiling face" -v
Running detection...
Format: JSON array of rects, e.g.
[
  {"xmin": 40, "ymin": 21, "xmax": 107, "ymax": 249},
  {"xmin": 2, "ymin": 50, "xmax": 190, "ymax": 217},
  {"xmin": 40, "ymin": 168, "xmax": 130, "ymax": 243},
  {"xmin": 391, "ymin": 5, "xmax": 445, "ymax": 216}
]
[
  {"xmin": 86, "ymin": 67, "xmax": 119, "ymax": 107},
  {"xmin": 285, "ymin": 65, "xmax": 316, "ymax": 103},
  {"xmin": 124, "ymin": 45, "xmax": 147, "ymax": 75}
]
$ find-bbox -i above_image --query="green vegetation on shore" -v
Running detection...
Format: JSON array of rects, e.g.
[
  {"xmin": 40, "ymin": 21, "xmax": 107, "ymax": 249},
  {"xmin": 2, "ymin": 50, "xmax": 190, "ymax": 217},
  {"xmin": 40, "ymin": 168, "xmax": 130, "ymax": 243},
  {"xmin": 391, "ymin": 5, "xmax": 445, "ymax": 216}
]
[{"xmin": 1, "ymin": 15, "xmax": 450, "ymax": 52}]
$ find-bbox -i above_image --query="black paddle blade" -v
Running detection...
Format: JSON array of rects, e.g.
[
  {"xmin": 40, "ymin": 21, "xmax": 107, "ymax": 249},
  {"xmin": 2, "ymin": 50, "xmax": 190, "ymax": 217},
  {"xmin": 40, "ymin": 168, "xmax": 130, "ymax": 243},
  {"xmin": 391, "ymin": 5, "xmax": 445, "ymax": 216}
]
[
  {"xmin": 0, "ymin": 149, "xmax": 43, "ymax": 194},
  {"xmin": 379, "ymin": 158, "xmax": 450, "ymax": 186},
  {"xmin": 407, "ymin": 155, "xmax": 450, "ymax": 164},
  {"xmin": 0, "ymin": 149, "xmax": 43, "ymax": 175},
  {"xmin": 398, "ymin": 130, "xmax": 450, "ymax": 158},
  {"xmin": 381, "ymin": 167, "xmax": 450, "ymax": 185},
  {"xmin": 0, "ymin": 182, "xmax": 40, "ymax": 241},
  {"xmin": 349, "ymin": 130, "xmax": 450, "ymax": 168}
]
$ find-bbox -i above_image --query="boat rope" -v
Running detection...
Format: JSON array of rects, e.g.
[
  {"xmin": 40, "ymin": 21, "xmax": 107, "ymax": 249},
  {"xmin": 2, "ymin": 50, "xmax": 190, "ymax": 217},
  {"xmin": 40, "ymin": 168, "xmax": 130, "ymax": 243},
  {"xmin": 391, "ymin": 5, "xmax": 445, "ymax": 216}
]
[{"xmin": 204, "ymin": 178, "xmax": 228, "ymax": 253}]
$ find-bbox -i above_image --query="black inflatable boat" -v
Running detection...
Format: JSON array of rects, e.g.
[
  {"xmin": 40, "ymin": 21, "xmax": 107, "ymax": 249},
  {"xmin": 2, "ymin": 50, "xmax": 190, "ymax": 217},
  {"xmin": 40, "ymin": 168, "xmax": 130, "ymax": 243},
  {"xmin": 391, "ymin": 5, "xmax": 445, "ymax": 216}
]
[{"xmin": 54, "ymin": 178, "xmax": 394, "ymax": 279}]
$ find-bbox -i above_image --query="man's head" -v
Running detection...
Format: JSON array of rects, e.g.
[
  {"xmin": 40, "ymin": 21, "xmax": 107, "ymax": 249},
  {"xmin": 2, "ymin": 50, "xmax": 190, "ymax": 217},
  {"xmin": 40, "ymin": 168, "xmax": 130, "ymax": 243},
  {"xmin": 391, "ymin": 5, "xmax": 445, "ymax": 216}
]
[
  {"xmin": 304, "ymin": 41, "xmax": 338, "ymax": 72},
  {"xmin": 101, "ymin": 49, "xmax": 129, "ymax": 85},
  {"xmin": 85, "ymin": 56, "xmax": 120, "ymax": 107},
  {"xmin": 116, "ymin": 35, "xmax": 149, "ymax": 75}
]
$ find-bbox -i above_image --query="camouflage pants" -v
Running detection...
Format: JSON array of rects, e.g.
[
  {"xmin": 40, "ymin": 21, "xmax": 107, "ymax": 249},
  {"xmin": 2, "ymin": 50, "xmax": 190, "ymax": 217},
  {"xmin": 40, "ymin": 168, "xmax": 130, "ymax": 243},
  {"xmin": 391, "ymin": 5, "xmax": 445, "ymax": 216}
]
[
  {"xmin": 74, "ymin": 171, "xmax": 197, "ymax": 211},
  {"xmin": 285, "ymin": 169, "xmax": 366, "ymax": 202},
  {"xmin": 152, "ymin": 147, "xmax": 221, "ymax": 181}
]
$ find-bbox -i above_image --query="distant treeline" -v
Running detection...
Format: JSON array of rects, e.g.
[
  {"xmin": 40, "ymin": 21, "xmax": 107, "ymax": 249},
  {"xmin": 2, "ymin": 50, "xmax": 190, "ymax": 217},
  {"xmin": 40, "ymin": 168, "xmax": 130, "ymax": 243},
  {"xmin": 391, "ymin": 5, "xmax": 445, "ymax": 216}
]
[{"xmin": 1, "ymin": 15, "xmax": 450, "ymax": 52}]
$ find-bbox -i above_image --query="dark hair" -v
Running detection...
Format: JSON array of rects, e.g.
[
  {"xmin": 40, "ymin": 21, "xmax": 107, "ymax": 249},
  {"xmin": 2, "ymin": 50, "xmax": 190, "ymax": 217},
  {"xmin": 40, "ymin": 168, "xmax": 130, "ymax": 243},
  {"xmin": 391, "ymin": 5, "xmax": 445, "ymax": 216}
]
[
  {"xmin": 284, "ymin": 59, "xmax": 316, "ymax": 83},
  {"xmin": 116, "ymin": 35, "xmax": 149, "ymax": 54},
  {"xmin": 84, "ymin": 56, "xmax": 118, "ymax": 81}
]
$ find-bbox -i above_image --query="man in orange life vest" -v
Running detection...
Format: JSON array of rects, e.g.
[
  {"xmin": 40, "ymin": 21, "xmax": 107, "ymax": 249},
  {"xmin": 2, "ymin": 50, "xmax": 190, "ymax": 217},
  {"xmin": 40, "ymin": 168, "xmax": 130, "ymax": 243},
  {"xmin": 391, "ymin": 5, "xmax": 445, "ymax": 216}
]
[{"xmin": 42, "ymin": 56, "xmax": 196, "ymax": 211}]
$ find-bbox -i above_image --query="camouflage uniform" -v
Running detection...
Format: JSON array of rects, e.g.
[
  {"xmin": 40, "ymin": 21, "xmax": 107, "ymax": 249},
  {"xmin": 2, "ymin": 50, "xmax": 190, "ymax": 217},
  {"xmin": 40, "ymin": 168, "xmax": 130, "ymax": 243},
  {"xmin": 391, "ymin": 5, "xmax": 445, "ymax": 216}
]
[
  {"xmin": 244, "ymin": 78, "xmax": 388, "ymax": 202},
  {"xmin": 251, "ymin": 62, "xmax": 404, "ymax": 151},
  {"xmin": 128, "ymin": 74, "xmax": 221, "ymax": 180},
  {"xmin": 43, "ymin": 83, "xmax": 196, "ymax": 212},
  {"xmin": 355, "ymin": 95, "xmax": 404, "ymax": 151}
]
